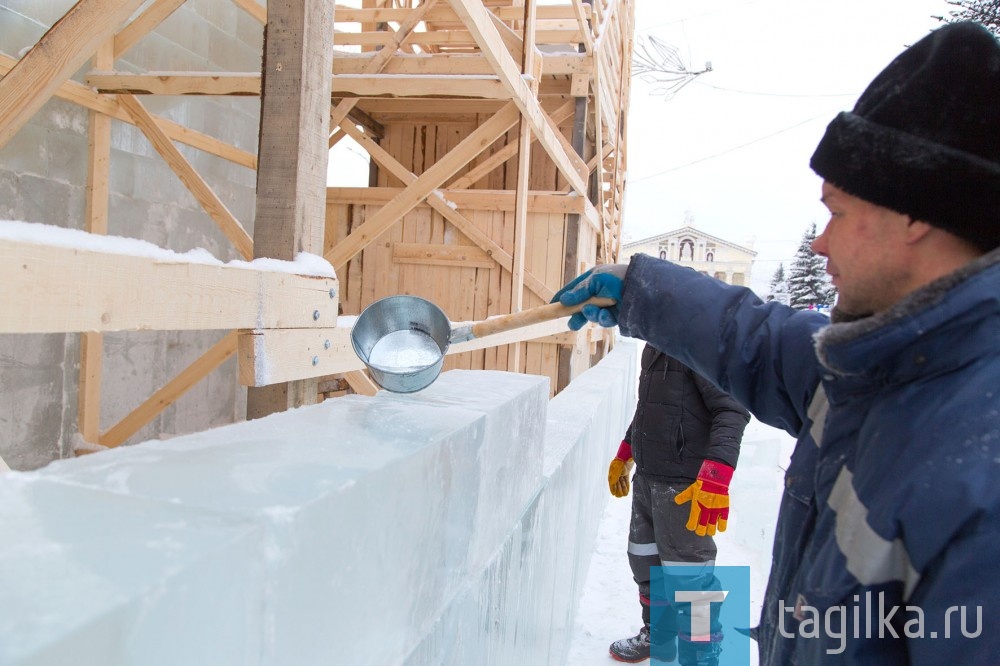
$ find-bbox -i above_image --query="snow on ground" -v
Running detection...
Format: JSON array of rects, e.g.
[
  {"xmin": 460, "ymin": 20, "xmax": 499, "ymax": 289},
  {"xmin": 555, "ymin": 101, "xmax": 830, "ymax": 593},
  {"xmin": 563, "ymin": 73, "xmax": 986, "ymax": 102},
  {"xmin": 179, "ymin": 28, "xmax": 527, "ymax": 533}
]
[{"xmin": 567, "ymin": 417, "xmax": 796, "ymax": 665}]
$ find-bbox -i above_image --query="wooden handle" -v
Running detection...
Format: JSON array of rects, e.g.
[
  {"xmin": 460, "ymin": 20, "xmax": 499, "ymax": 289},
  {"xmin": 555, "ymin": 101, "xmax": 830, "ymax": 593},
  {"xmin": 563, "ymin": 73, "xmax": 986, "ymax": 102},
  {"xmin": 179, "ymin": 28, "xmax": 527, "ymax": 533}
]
[{"xmin": 469, "ymin": 297, "xmax": 617, "ymax": 340}]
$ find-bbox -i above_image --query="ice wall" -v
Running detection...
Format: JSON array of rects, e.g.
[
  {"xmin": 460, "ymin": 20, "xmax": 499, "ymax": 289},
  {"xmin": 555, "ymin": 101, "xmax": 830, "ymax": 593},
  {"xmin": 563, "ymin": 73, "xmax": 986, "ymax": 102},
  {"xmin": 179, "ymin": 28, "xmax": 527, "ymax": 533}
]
[{"xmin": 0, "ymin": 341, "xmax": 637, "ymax": 665}]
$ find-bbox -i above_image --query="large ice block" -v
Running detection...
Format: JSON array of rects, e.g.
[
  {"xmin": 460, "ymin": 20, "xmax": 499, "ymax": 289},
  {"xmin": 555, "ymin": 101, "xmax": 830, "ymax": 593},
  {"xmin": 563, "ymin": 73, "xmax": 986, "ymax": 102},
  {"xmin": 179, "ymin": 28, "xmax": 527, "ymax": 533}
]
[
  {"xmin": 398, "ymin": 342, "xmax": 639, "ymax": 665},
  {"xmin": 31, "ymin": 396, "xmax": 488, "ymax": 665},
  {"xmin": 375, "ymin": 370, "xmax": 549, "ymax": 571},
  {"xmin": 3, "ymin": 345, "xmax": 640, "ymax": 666},
  {"xmin": 0, "ymin": 476, "xmax": 265, "ymax": 666}
]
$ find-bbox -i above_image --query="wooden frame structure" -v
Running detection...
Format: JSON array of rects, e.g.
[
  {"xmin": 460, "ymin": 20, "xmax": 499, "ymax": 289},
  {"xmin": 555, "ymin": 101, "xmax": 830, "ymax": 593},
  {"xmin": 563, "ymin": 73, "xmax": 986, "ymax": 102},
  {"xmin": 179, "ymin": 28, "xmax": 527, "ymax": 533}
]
[{"xmin": 0, "ymin": 0, "xmax": 634, "ymax": 453}]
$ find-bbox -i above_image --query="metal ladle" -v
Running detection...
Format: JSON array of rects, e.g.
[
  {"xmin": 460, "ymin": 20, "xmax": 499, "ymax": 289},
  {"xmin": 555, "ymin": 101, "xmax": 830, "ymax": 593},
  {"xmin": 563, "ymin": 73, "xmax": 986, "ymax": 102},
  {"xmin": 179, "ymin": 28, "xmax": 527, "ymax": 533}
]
[{"xmin": 350, "ymin": 294, "xmax": 614, "ymax": 393}]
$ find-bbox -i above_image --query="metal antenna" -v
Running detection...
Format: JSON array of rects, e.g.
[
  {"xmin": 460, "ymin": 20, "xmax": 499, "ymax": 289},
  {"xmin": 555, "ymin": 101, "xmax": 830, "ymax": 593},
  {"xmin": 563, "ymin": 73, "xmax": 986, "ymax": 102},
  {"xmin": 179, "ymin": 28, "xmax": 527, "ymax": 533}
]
[{"xmin": 632, "ymin": 35, "xmax": 712, "ymax": 100}]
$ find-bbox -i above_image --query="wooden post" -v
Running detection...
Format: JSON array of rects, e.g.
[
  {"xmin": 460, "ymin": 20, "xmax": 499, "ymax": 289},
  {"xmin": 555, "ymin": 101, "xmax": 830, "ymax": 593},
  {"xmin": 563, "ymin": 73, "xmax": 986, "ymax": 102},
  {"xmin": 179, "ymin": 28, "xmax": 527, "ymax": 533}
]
[
  {"xmin": 78, "ymin": 38, "xmax": 113, "ymax": 446},
  {"xmin": 247, "ymin": 0, "xmax": 336, "ymax": 420},
  {"xmin": 507, "ymin": 0, "xmax": 537, "ymax": 372}
]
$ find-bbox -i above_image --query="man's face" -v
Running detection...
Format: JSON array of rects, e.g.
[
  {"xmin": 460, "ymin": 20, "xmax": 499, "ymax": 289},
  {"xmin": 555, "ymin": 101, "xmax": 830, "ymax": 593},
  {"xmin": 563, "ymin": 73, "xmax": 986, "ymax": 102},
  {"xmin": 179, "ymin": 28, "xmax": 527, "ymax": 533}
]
[{"xmin": 812, "ymin": 182, "xmax": 914, "ymax": 315}]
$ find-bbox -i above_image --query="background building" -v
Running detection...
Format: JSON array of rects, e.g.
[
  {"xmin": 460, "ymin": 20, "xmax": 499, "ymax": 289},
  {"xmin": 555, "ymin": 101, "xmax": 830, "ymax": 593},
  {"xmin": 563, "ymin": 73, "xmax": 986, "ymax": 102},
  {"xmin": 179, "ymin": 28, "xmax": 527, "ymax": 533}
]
[{"xmin": 620, "ymin": 225, "xmax": 756, "ymax": 286}]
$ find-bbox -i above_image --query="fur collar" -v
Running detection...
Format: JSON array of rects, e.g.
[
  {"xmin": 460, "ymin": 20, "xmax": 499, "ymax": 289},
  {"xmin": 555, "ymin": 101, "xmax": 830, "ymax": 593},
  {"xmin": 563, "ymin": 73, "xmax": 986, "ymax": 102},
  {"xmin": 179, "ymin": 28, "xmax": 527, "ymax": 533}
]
[{"xmin": 814, "ymin": 246, "xmax": 1000, "ymax": 373}]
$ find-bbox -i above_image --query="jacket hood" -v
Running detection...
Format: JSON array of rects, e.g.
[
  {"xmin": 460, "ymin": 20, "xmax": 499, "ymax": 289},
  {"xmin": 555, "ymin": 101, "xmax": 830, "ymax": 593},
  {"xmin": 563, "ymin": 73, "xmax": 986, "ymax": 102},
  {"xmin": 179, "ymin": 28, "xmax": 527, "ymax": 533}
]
[{"xmin": 815, "ymin": 246, "xmax": 1000, "ymax": 381}]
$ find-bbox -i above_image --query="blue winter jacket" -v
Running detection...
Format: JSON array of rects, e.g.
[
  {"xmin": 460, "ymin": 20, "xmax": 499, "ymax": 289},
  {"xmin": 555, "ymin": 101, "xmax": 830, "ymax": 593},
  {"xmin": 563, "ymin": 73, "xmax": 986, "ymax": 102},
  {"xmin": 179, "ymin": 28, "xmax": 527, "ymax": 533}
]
[{"xmin": 616, "ymin": 251, "xmax": 1000, "ymax": 664}]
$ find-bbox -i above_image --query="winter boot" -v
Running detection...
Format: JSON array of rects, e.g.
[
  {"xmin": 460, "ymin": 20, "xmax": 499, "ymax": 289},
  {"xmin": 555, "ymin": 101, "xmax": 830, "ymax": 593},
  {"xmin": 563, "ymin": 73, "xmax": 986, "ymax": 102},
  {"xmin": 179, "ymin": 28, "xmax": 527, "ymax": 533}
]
[{"xmin": 610, "ymin": 626, "xmax": 651, "ymax": 663}]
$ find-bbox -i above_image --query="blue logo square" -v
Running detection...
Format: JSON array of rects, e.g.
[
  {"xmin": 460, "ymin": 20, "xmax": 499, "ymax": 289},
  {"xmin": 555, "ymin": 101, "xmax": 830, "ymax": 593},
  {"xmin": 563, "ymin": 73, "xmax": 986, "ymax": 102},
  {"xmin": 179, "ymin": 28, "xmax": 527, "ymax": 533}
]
[{"xmin": 650, "ymin": 565, "xmax": 752, "ymax": 665}]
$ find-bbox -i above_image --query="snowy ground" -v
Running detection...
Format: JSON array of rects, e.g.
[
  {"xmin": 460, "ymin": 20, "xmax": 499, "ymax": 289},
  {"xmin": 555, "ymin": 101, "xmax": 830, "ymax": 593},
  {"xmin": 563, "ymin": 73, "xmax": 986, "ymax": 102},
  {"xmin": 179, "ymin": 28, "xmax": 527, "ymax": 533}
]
[{"xmin": 566, "ymin": 417, "xmax": 796, "ymax": 665}]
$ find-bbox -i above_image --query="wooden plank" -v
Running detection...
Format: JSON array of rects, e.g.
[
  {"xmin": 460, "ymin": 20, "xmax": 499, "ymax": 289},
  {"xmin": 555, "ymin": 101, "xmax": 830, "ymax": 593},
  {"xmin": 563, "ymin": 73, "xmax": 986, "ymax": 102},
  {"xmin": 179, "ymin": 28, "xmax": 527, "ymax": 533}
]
[
  {"xmin": 248, "ymin": 0, "xmax": 336, "ymax": 418},
  {"xmin": 333, "ymin": 53, "xmax": 591, "ymax": 76},
  {"xmin": 238, "ymin": 317, "xmax": 571, "ymax": 386},
  {"xmin": 87, "ymin": 72, "xmax": 262, "ymax": 96},
  {"xmin": 507, "ymin": 0, "xmax": 538, "ymax": 372},
  {"xmin": 333, "ymin": 5, "xmax": 587, "ymax": 22},
  {"xmin": 101, "ymin": 332, "xmax": 238, "ymax": 447},
  {"xmin": 0, "ymin": 0, "xmax": 146, "ymax": 150},
  {"xmin": 334, "ymin": 29, "xmax": 583, "ymax": 48},
  {"xmin": 326, "ymin": 103, "xmax": 520, "ymax": 270},
  {"xmin": 327, "ymin": 187, "xmax": 586, "ymax": 213},
  {"xmin": 393, "ymin": 242, "xmax": 495, "ymax": 269},
  {"xmin": 118, "ymin": 95, "xmax": 254, "ymax": 260},
  {"xmin": 570, "ymin": 0, "xmax": 595, "ymax": 54},
  {"xmin": 78, "ymin": 39, "xmax": 113, "ymax": 445},
  {"xmin": 253, "ymin": 2, "xmax": 335, "ymax": 262},
  {"xmin": 333, "ymin": 74, "xmax": 507, "ymax": 99},
  {"xmin": 113, "ymin": 0, "xmax": 187, "ymax": 58},
  {"xmin": 0, "ymin": 237, "xmax": 338, "ymax": 333},
  {"xmin": 446, "ymin": 0, "xmax": 589, "ymax": 195},
  {"xmin": 343, "ymin": 370, "xmax": 379, "ymax": 396}
]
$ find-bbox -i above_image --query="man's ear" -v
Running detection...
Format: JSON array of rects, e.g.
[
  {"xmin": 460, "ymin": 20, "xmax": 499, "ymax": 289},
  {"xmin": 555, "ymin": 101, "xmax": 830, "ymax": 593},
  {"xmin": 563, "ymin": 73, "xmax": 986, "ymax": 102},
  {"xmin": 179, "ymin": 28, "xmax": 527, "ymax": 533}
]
[{"xmin": 905, "ymin": 219, "xmax": 934, "ymax": 244}]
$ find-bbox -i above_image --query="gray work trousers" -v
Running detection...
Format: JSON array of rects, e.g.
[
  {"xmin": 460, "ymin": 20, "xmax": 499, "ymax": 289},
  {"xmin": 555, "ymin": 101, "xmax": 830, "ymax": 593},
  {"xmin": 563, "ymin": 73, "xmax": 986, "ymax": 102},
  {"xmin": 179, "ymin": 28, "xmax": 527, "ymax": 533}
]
[{"xmin": 627, "ymin": 472, "xmax": 719, "ymax": 637}]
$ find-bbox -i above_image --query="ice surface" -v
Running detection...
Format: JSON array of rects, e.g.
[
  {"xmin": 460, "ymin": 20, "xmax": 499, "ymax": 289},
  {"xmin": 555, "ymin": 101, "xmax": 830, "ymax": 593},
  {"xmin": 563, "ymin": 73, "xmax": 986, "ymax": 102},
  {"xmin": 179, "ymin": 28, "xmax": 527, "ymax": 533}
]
[
  {"xmin": 0, "ymin": 476, "xmax": 264, "ymax": 666},
  {"xmin": 400, "ymin": 341, "xmax": 639, "ymax": 664},
  {"xmin": 29, "ymin": 397, "xmax": 488, "ymax": 665},
  {"xmin": 1, "ymin": 344, "xmax": 642, "ymax": 665},
  {"xmin": 376, "ymin": 370, "xmax": 550, "ymax": 572}
]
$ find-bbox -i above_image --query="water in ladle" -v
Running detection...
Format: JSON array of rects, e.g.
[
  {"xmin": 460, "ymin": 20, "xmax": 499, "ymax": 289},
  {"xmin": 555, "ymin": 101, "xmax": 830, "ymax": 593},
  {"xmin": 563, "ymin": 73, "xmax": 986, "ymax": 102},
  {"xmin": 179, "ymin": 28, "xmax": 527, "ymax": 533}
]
[{"xmin": 367, "ymin": 329, "xmax": 442, "ymax": 373}]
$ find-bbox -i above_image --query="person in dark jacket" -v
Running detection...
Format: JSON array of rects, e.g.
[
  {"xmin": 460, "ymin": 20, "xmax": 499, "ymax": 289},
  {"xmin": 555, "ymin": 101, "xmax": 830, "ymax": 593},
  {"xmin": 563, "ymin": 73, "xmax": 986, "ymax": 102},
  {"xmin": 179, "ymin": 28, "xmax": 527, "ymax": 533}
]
[
  {"xmin": 555, "ymin": 22, "xmax": 1000, "ymax": 665},
  {"xmin": 608, "ymin": 344, "xmax": 749, "ymax": 664}
]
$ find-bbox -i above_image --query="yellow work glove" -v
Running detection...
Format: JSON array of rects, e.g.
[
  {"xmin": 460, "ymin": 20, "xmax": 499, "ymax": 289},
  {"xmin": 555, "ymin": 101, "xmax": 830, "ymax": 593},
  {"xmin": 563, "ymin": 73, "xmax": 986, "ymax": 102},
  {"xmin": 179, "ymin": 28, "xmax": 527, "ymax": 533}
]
[
  {"xmin": 674, "ymin": 460, "xmax": 735, "ymax": 536},
  {"xmin": 608, "ymin": 440, "xmax": 634, "ymax": 497}
]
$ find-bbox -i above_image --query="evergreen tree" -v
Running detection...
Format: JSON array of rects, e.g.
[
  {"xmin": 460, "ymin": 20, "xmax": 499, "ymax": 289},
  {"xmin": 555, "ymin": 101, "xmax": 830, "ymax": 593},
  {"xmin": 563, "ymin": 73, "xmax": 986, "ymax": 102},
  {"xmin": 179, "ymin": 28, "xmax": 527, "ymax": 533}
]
[
  {"xmin": 787, "ymin": 222, "xmax": 836, "ymax": 310},
  {"xmin": 767, "ymin": 263, "xmax": 789, "ymax": 305}
]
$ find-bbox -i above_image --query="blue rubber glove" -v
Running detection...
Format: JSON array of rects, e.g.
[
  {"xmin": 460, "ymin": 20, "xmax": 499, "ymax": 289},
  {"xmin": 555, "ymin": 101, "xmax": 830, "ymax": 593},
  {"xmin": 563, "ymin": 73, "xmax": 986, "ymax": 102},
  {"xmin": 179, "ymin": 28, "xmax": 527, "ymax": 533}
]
[{"xmin": 551, "ymin": 264, "xmax": 628, "ymax": 330}]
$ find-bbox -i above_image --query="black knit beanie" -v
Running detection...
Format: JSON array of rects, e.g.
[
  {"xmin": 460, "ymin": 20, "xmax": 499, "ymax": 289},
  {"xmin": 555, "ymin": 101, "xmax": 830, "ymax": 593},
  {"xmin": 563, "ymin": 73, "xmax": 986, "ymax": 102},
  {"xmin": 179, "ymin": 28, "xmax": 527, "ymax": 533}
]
[{"xmin": 810, "ymin": 21, "xmax": 1000, "ymax": 252}]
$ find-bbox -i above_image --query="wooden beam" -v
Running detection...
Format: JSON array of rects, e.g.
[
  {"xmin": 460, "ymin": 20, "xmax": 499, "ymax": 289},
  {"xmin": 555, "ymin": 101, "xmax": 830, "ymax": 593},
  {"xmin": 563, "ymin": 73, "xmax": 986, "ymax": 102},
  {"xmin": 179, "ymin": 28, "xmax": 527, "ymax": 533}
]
[
  {"xmin": 79, "ymin": 39, "xmax": 113, "ymax": 445},
  {"xmin": 445, "ymin": 0, "xmax": 589, "ymax": 195},
  {"xmin": 334, "ymin": 29, "xmax": 583, "ymax": 48},
  {"xmin": 113, "ymin": 0, "xmax": 187, "ymax": 59},
  {"xmin": 0, "ymin": 237, "xmax": 338, "ymax": 333},
  {"xmin": 327, "ymin": 187, "xmax": 587, "ymax": 213},
  {"xmin": 570, "ymin": 0, "xmax": 595, "ymax": 54},
  {"xmin": 508, "ymin": 0, "xmax": 538, "ymax": 372},
  {"xmin": 118, "ymin": 95, "xmax": 254, "ymax": 260},
  {"xmin": 343, "ymin": 370, "xmax": 379, "ymax": 396},
  {"xmin": 87, "ymin": 72, "xmax": 263, "ymax": 96},
  {"xmin": 326, "ymin": 102, "xmax": 520, "ymax": 271},
  {"xmin": 237, "ymin": 317, "xmax": 570, "ymax": 386},
  {"xmin": 89, "ymin": 70, "xmax": 562, "ymax": 101},
  {"xmin": 332, "ymin": 74, "xmax": 507, "ymax": 99},
  {"xmin": 392, "ymin": 242, "xmax": 495, "ymax": 269},
  {"xmin": 248, "ymin": 0, "xmax": 336, "ymax": 419},
  {"xmin": 332, "ymin": 5, "xmax": 589, "ymax": 23},
  {"xmin": 100, "ymin": 332, "xmax": 238, "ymax": 447},
  {"xmin": 0, "ymin": 0, "xmax": 146, "ymax": 150},
  {"xmin": 0, "ymin": 54, "xmax": 258, "ymax": 170},
  {"xmin": 333, "ymin": 52, "xmax": 591, "ymax": 76}
]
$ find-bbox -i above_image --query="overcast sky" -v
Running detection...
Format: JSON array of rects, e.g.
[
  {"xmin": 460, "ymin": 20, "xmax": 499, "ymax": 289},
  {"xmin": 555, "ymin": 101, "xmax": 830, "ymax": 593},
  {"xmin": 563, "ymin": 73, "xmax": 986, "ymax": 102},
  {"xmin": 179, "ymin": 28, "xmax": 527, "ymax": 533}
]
[{"xmin": 624, "ymin": 0, "xmax": 957, "ymax": 294}]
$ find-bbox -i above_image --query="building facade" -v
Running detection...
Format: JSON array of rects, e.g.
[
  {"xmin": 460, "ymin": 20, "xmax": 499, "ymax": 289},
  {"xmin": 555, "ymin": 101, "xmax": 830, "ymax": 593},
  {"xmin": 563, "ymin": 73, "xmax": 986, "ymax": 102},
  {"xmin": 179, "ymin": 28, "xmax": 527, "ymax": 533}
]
[{"xmin": 620, "ymin": 226, "xmax": 756, "ymax": 286}]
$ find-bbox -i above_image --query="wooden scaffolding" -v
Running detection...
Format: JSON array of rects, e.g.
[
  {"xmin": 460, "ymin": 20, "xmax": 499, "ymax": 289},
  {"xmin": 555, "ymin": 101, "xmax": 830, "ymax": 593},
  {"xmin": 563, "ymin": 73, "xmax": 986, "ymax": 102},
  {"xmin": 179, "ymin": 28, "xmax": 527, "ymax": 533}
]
[{"xmin": 0, "ymin": 0, "xmax": 634, "ymax": 453}]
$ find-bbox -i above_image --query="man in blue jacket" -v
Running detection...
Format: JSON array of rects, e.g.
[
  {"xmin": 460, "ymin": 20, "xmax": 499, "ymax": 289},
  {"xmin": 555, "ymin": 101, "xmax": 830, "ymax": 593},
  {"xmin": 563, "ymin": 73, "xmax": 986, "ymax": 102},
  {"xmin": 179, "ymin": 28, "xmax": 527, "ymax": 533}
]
[
  {"xmin": 555, "ymin": 21, "xmax": 1000, "ymax": 664},
  {"xmin": 608, "ymin": 344, "xmax": 749, "ymax": 663}
]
